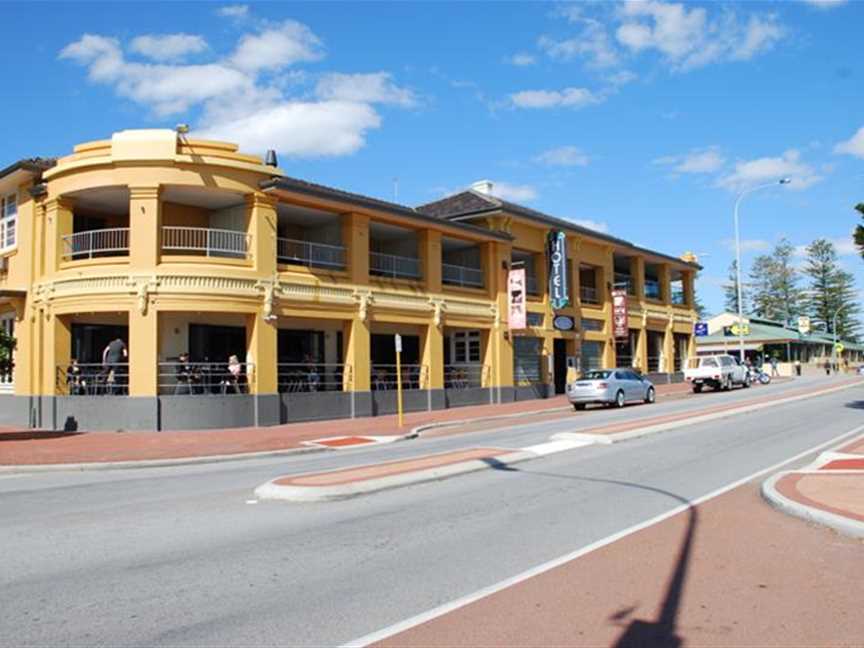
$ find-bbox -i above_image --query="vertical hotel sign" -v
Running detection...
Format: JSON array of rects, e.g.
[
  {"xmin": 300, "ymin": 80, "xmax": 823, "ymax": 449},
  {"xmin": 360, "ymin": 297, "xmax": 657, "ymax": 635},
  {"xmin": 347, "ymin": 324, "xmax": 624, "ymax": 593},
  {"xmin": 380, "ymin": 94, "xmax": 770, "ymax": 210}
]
[
  {"xmin": 508, "ymin": 268, "xmax": 527, "ymax": 330},
  {"xmin": 547, "ymin": 231, "xmax": 569, "ymax": 311},
  {"xmin": 612, "ymin": 288, "xmax": 628, "ymax": 339}
]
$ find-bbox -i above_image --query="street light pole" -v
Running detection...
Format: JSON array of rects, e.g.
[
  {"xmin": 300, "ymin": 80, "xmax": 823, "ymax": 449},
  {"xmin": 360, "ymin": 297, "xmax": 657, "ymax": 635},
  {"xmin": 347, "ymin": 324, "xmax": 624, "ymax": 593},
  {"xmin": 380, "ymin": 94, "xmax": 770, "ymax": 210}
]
[{"xmin": 733, "ymin": 178, "xmax": 791, "ymax": 363}]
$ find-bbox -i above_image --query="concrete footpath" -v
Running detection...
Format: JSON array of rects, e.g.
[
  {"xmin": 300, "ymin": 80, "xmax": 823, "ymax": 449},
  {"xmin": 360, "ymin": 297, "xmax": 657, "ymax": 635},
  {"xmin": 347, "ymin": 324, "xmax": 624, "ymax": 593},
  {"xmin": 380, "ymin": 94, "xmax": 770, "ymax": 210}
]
[
  {"xmin": 0, "ymin": 382, "xmax": 693, "ymax": 468},
  {"xmin": 763, "ymin": 433, "xmax": 864, "ymax": 538}
]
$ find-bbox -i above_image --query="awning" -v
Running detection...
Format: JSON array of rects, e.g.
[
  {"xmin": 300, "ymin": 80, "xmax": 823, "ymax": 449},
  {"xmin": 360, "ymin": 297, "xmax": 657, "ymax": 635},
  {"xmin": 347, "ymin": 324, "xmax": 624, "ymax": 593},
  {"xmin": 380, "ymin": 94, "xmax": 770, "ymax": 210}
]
[{"xmin": 697, "ymin": 342, "xmax": 764, "ymax": 353}]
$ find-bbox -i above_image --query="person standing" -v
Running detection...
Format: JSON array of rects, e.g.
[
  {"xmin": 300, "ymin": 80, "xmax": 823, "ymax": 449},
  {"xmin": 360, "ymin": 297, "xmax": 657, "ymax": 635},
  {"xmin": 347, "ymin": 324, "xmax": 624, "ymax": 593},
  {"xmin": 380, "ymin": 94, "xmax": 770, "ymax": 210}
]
[
  {"xmin": 769, "ymin": 356, "xmax": 779, "ymax": 378},
  {"xmin": 102, "ymin": 337, "xmax": 128, "ymax": 395}
]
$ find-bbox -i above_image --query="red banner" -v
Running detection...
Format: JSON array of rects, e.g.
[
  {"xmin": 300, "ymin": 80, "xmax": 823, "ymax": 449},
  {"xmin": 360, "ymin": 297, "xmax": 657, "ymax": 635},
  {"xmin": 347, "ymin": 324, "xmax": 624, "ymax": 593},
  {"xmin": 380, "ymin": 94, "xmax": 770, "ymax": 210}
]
[
  {"xmin": 612, "ymin": 288, "xmax": 628, "ymax": 339},
  {"xmin": 508, "ymin": 268, "xmax": 527, "ymax": 330}
]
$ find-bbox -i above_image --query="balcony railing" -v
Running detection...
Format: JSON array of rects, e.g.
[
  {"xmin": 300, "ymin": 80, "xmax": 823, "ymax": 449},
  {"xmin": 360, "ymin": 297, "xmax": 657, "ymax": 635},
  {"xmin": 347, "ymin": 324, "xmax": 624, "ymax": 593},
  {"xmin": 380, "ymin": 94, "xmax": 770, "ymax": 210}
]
[
  {"xmin": 442, "ymin": 263, "xmax": 484, "ymax": 288},
  {"xmin": 158, "ymin": 361, "xmax": 253, "ymax": 395},
  {"xmin": 672, "ymin": 290, "xmax": 687, "ymax": 306},
  {"xmin": 369, "ymin": 252, "xmax": 421, "ymax": 280},
  {"xmin": 162, "ymin": 227, "xmax": 250, "ymax": 258},
  {"xmin": 371, "ymin": 364, "xmax": 427, "ymax": 390},
  {"xmin": 277, "ymin": 238, "xmax": 346, "ymax": 270},
  {"xmin": 62, "ymin": 228, "xmax": 130, "ymax": 260},
  {"xmin": 58, "ymin": 363, "xmax": 128, "ymax": 396},
  {"xmin": 580, "ymin": 285, "xmax": 599, "ymax": 304},
  {"xmin": 278, "ymin": 363, "xmax": 346, "ymax": 392},
  {"xmin": 614, "ymin": 273, "xmax": 635, "ymax": 295},
  {"xmin": 644, "ymin": 280, "xmax": 662, "ymax": 300}
]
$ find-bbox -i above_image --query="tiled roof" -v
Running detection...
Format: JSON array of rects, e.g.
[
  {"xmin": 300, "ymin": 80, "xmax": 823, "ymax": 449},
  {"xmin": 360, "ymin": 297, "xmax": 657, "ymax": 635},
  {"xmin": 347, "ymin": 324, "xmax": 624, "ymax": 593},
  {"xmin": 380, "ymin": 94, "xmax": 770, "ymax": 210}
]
[{"xmin": 0, "ymin": 158, "xmax": 56, "ymax": 180}]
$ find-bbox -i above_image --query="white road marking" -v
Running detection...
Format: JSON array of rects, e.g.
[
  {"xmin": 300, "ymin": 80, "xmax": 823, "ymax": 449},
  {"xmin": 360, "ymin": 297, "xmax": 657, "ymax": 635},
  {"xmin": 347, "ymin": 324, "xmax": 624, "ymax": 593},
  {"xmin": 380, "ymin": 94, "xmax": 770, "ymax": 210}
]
[
  {"xmin": 245, "ymin": 499, "xmax": 258, "ymax": 504},
  {"xmin": 341, "ymin": 422, "xmax": 864, "ymax": 648}
]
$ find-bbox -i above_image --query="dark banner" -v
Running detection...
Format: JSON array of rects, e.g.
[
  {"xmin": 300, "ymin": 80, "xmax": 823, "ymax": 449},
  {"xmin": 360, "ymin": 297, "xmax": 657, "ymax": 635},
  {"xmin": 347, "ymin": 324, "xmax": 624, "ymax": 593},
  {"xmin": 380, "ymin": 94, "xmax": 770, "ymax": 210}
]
[{"xmin": 547, "ymin": 230, "xmax": 569, "ymax": 310}]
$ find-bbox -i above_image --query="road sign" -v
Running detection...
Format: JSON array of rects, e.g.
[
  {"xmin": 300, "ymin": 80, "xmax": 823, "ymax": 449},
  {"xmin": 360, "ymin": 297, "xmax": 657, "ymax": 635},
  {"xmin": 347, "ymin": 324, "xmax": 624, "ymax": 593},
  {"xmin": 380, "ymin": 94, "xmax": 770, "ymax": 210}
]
[
  {"xmin": 395, "ymin": 334, "xmax": 403, "ymax": 427},
  {"xmin": 835, "ymin": 342, "xmax": 845, "ymax": 353},
  {"xmin": 553, "ymin": 315, "xmax": 575, "ymax": 331},
  {"xmin": 394, "ymin": 334, "xmax": 402, "ymax": 353},
  {"xmin": 798, "ymin": 316, "xmax": 811, "ymax": 335},
  {"xmin": 694, "ymin": 322, "xmax": 708, "ymax": 337},
  {"xmin": 730, "ymin": 323, "xmax": 750, "ymax": 336}
]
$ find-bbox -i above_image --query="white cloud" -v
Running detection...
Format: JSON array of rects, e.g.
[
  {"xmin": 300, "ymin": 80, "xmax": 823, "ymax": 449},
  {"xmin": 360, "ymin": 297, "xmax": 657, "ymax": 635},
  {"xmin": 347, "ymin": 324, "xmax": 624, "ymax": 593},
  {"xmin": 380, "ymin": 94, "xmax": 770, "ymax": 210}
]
[
  {"xmin": 722, "ymin": 238, "xmax": 771, "ymax": 252},
  {"xmin": 508, "ymin": 53, "xmax": 536, "ymax": 66},
  {"xmin": 654, "ymin": 147, "xmax": 725, "ymax": 174},
  {"xmin": 487, "ymin": 182, "xmax": 538, "ymax": 202},
  {"xmin": 315, "ymin": 72, "xmax": 416, "ymax": 107},
  {"xmin": 801, "ymin": 0, "xmax": 847, "ymax": 8},
  {"xmin": 570, "ymin": 218, "xmax": 609, "ymax": 233},
  {"xmin": 534, "ymin": 146, "xmax": 590, "ymax": 167},
  {"xmin": 794, "ymin": 237, "xmax": 858, "ymax": 257},
  {"xmin": 539, "ymin": 18, "xmax": 620, "ymax": 68},
  {"xmin": 510, "ymin": 87, "xmax": 602, "ymax": 109},
  {"xmin": 129, "ymin": 34, "xmax": 207, "ymax": 62},
  {"xmin": 834, "ymin": 126, "xmax": 864, "ymax": 159},
  {"xmin": 60, "ymin": 24, "xmax": 412, "ymax": 158},
  {"xmin": 229, "ymin": 20, "xmax": 323, "ymax": 72},
  {"xmin": 717, "ymin": 149, "xmax": 823, "ymax": 192},
  {"xmin": 217, "ymin": 4, "xmax": 248, "ymax": 18},
  {"xmin": 615, "ymin": 0, "xmax": 784, "ymax": 71},
  {"xmin": 198, "ymin": 100, "xmax": 381, "ymax": 157}
]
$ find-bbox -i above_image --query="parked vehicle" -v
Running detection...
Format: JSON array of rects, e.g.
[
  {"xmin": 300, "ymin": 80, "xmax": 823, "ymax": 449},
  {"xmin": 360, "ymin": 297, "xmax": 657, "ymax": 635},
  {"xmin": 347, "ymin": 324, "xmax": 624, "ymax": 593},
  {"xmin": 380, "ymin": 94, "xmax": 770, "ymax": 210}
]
[
  {"xmin": 748, "ymin": 366, "xmax": 771, "ymax": 385},
  {"xmin": 684, "ymin": 355, "xmax": 750, "ymax": 393},
  {"xmin": 567, "ymin": 369, "xmax": 655, "ymax": 410}
]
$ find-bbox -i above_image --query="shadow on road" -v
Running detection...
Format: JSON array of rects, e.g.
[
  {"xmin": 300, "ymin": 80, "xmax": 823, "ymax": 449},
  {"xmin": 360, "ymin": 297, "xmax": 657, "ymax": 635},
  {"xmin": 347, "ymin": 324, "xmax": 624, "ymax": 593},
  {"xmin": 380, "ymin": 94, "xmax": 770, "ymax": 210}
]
[
  {"xmin": 0, "ymin": 430, "xmax": 83, "ymax": 442},
  {"xmin": 484, "ymin": 463, "xmax": 698, "ymax": 648},
  {"xmin": 844, "ymin": 400, "xmax": 864, "ymax": 410}
]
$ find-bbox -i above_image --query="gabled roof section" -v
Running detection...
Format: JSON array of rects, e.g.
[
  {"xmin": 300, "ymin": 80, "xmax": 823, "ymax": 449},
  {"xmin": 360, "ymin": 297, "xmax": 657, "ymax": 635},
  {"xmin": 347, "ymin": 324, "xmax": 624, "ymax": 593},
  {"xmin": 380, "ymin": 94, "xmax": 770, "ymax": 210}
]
[
  {"xmin": 0, "ymin": 157, "xmax": 55, "ymax": 181},
  {"xmin": 417, "ymin": 189, "xmax": 701, "ymax": 270},
  {"xmin": 260, "ymin": 176, "xmax": 511, "ymax": 241}
]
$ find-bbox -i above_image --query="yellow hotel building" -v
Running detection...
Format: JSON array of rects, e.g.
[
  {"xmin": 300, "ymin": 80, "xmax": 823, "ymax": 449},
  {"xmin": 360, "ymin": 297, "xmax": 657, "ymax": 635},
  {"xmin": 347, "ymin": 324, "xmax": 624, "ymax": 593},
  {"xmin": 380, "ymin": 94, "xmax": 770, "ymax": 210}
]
[{"xmin": 0, "ymin": 129, "xmax": 699, "ymax": 431}]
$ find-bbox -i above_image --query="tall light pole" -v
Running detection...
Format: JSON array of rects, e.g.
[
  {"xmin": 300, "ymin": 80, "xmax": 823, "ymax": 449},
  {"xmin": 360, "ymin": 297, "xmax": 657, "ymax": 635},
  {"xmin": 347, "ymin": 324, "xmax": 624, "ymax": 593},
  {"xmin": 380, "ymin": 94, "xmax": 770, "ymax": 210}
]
[
  {"xmin": 831, "ymin": 302, "xmax": 849, "ymax": 373},
  {"xmin": 733, "ymin": 178, "xmax": 792, "ymax": 363}
]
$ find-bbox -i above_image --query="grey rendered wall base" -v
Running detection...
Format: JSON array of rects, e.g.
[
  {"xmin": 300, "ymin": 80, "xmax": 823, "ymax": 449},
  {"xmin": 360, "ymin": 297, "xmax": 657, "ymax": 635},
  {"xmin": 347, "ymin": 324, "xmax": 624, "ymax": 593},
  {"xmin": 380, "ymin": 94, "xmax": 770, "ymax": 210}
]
[{"xmin": 0, "ymin": 395, "xmax": 32, "ymax": 427}]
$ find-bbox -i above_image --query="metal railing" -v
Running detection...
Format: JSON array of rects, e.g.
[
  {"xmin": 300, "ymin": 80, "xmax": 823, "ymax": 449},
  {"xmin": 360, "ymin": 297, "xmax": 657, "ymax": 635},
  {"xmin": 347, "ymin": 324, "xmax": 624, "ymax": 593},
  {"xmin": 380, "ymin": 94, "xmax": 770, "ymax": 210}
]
[
  {"xmin": 580, "ymin": 285, "xmax": 599, "ymax": 304},
  {"xmin": 371, "ymin": 364, "xmax": 427, "ymax": 390},
  {"xmin": 57, "ymin": 363, "xmax": 129, "ymax": 396},
  {"xmin": 442, "ymin": 263, "xmax": 484, "ymax": 288},
  {"xmin": 62, "ymin": 228, "xmax": 130, "ymax": 260},
  {"xmin": 0, "ymin": 370, "xmax": 13, "ymax": 393},
  {"xmin": 162, "ymin": 227, "xmax": 250, "ymax": 258},
  {"xmin": 278, "ymin": 363, "xmax": 346, "ymax": 392},
  {"xmin": 615, "ymin": 354, "xmax": 633, "ymax": 369},
  {"xmin": 644, "ymin": 280, "xmax": 662, "ymax": 300},
  {"xmin": 647, "ymin": 355, "xmax": 661, "ymax": 373},
  {"xmin": 444, "ymin": 364, "xmax": 488, "ymax": 390},
  {"xmin": 369, "ymin": 252, "xmax": 421, "ymax": 280},
  {"xmin": 277, "ymin": 238, "xmax": 346, "ymax": 270},
  {"xmin": 158, "ymin": 361, "xmax": 253, "ymax": 395}
]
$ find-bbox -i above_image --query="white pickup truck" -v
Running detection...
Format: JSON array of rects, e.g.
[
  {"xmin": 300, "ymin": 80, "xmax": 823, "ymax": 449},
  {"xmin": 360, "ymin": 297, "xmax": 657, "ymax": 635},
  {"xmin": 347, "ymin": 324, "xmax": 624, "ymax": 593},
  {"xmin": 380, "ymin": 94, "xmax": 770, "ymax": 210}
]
[{"xmin": 684, "ymin": 355, "xmax": 750, "ymax": 393}]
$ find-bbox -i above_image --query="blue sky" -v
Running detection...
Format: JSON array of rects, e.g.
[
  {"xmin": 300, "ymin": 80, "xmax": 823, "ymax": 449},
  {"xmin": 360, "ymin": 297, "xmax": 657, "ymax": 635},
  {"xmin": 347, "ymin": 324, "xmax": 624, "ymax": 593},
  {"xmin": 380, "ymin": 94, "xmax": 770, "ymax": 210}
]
[{"xmin": 4, "ymin": 1, "xmax": 863, "ymax": 316}]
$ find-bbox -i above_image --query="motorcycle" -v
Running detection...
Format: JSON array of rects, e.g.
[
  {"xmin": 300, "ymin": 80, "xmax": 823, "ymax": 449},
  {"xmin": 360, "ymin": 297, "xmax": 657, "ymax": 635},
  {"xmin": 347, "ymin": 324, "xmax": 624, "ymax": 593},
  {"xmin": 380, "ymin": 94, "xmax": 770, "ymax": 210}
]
[{"xmin": 747, "ymin": 366, "xmax": 771, "ymax": 385}]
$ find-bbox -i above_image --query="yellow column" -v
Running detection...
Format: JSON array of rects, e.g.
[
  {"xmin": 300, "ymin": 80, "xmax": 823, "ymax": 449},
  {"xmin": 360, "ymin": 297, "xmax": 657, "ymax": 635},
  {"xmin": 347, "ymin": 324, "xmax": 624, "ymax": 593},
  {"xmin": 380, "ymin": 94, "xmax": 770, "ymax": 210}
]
[
  {"xmin": 630, "ymin": 256, "xmax": 645, "ymax": 300},
  {"xmin": 344, "ymin": 314, "xmax": 371, "ymax": 392},
  {"xmin": 42, "ymin": 312, "xmax": 70, "ymax": 395},
  {"xmin": 636, "ymin": 326, "xmax": 648, "ymax": 372},
  {"xmin": 128, "ymin": 186, "xmax": 162, "ymax": 270},
  {"xmin": 246, "ymin": 313, "xmax": 278, "ymax": 394},
  {"xmin": 129, "ymin": 308, "xmax": 158, "ymax": 396},
  {"xmin": 343, "ymin": 212, "xmax": 369, "ymax": 285},
  {"xmin": 569, "ymin": 236, "xmax": 582, "ymax": 310},
  {"xmin": 684, "ymin": 270, "xmax": 696, "ymax": 308},
  {"xmin": 420, "ymin": 230, "xmax": 442, "ymax": 293},
  {"xmin": 488, "ymin": 241, "xmax": 514, "ymax": 394},
  {"xmin": 421, "ymin": 322, "xmax": 444, "ymax": 389},
  {"xmin": 247, "ymin": 193, "xmax": 278, "ymax": 275},
  {"xmin": 542, "ymin": 334, "xmax": 554, "ymax": 390},
  {"xmin": 659, "ymin": 263, "xmax": 672, "ymax": 304},
  {"xmin": 44, "ymin": 198, "xmax": 74, "ymax": 276},
  {"xmin": 664, "ymin": 320, "xmax": 675, "ymax": 373},
  {"xmin": 601, "ymin": 246, "xmax": 616, "ymax": 367}
]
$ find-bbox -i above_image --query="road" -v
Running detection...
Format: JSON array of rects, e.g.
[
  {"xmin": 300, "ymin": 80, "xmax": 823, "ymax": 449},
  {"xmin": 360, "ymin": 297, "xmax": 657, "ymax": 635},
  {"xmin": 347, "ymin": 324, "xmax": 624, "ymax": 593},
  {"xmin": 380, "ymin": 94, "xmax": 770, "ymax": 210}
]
[{"xmin": 2, "ymin": 376, "xmax": 862, "ymax": 646}]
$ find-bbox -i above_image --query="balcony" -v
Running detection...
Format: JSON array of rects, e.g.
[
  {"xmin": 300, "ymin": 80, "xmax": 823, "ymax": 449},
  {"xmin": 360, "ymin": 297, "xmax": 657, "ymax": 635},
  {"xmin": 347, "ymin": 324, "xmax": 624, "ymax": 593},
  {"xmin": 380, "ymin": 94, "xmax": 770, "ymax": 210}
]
[
  {"xmin": 442, "ymin": 263, "xmax": 484, "ymax": 289},
  {"xmin": 614, "ymin": 273, "xmax": 635, "ymax": 296},
  {"xmin": 580, "ymin": 285, "xmax": 599, "ymax": 304},
  {"xmin": 277, "ymin": 237, "xmax": 346, "ymax": 270},
  {"xmin": 370, "ymin": 251, "xmax": 421, "ymax": 280},
  {"xmin": 162, "ymin": 226, "xmax": 250, "ymax": 258},
  {"xmin": 672, "ymin": 290, "xmax": 686, "ymax": 306},
  {"xmin": 62, "ymin": 228, "xmax": 129, "ymax": 261},
  {"xmin": 644, "ymin": 279, "xmax": 662, "ymax": 300}
]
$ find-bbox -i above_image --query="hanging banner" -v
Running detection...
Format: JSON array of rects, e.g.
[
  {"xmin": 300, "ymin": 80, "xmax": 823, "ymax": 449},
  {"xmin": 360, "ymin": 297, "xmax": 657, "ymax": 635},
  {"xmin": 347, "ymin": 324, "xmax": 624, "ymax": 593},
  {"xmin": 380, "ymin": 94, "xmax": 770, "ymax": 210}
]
[
  {"xmin": 547, "ymin": 231, "xmax": 569, "ymax": 310},
  {"xmin": 508, "ymin": 268, "xmax": 527, "ymax": 330},
  {"xmin": 797, "ymin": 316, "xmax": 811, "ymax": 335},
  {"xmin": 612, "ymin": 288, "xmax": 629, "ymax": 339}
]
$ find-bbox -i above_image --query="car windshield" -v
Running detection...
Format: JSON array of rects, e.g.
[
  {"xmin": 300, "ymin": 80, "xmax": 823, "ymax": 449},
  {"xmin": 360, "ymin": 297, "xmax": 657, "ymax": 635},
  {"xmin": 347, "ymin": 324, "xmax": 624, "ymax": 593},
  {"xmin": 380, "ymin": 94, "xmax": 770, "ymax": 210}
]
[
  {"xmin": 701, "ymin": 358, "xmax": 719, "ymax": 368},
  {"xmin": 582, "ymin": 371, "xmax": 612, "ymax": 380}
]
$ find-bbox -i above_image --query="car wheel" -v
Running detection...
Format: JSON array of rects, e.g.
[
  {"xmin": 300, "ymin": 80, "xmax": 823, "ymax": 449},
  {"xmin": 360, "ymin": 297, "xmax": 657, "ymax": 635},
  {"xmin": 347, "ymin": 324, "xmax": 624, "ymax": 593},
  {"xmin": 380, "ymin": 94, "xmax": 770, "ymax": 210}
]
[
  {"xmin": 743, "ymin": 376, "xmax": 751, "ymax": 388},
  {"xmin": 645, "ymin": 387, "xmax": 655, "ymax": 404},
  {"xmin": 693, "ymin": 384, "xmax": 702, "ymax": 393},
  {"xmin": 573, "ymin": 403, "xmax": 586, "ymax": 411},
  {"xmin": 615, "ymin": 390, "xmax": 625, "ymax": 408}
]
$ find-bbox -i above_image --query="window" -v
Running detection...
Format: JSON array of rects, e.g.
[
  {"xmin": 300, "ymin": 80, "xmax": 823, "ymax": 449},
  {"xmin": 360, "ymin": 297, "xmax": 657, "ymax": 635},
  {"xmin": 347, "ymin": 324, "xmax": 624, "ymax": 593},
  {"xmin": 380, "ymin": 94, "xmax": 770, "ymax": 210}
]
[
  {"xmin": 0, "ymin": 313, "xmax": 14, "ymax": 386},
  {"xmin": 582, "ymin": 318, "xmax": 604, "ymax": 332},
  {"xmin": 1, "ymin": 193, "xmax": 17, "ymax": 251},
  {"xmin": 451, "ymin": 330, "xmax": 481, "ymax": 364}
]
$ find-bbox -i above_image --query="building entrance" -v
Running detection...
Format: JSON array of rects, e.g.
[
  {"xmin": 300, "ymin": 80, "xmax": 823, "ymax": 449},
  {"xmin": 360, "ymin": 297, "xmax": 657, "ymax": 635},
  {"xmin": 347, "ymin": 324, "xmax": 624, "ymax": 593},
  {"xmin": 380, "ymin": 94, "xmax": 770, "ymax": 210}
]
[{"xmin": 553, "ymin": 339, "xmax": 567, "ymax": 394}]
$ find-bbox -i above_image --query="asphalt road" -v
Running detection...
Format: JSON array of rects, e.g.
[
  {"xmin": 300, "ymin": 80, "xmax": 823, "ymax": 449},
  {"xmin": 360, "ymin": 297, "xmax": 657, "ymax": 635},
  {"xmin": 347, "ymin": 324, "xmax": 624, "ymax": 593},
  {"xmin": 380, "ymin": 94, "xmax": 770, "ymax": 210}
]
[{"xmin": 2, "ymin": 376, "xmax": 862, "ymax": 647}]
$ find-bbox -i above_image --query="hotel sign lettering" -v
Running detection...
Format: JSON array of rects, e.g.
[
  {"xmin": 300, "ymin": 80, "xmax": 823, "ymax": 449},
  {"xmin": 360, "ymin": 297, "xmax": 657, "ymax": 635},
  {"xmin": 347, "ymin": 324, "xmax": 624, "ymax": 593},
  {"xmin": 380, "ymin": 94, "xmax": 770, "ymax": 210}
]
[
  {"xmin": 612, "ymin": 288, "xmax": 629, "ymax": 339},
  {"xmin": 547, "ymin": 231, "xmax": 569, "ymax": 311},
  {"xmin": 508, "ymin": 268, "xmax": 527, "ymax": 330}
]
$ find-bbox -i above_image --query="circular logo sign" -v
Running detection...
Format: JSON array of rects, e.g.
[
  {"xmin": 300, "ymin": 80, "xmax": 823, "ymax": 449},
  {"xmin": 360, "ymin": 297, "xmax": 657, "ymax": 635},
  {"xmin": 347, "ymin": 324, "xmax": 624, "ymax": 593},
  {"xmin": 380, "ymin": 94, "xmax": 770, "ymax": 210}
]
[{"xmin": 553, "ymin": 315, "xmax": 575, "ymax": 331}]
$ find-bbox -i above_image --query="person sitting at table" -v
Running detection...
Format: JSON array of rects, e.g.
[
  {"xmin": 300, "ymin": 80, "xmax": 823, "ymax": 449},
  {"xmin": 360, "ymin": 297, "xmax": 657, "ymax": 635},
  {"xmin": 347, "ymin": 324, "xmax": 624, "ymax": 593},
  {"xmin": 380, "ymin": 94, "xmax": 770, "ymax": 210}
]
[
  {"xmin": 221, "ymin": 355, "xmax": 243, "ymax": 394},
  {"xmin": 175, "ymin": 352, "xmax": 200, "ymax": 395},
  {"xmin": 66, "ymin": 358, "xmax": 86, "ymax": 396}
]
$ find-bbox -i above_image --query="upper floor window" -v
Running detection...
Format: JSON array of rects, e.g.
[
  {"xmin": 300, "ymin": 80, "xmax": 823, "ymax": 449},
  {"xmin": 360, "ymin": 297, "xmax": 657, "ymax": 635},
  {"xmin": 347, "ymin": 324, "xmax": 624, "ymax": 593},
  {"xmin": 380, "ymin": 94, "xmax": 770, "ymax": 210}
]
[
  {"xmin": 0, "ymin": 193, "xmax": 17, "ymax": 251},
  {"xmin": 450, "ymin": 330, "xmax": 481, "ymax": 364}
]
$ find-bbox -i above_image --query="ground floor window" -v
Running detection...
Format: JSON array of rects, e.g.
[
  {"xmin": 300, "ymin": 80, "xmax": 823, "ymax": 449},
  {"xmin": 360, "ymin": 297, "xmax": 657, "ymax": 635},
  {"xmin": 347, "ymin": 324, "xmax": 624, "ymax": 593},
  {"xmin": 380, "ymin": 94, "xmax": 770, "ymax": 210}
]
[
  {"xmin": 0, "ymin": 313, "xmax": 13, "ymax": 388},
  {"xmin": 646, "ymin": 330, "xmax": 664, "ymax": 372},
  {"xmin": 513, "ymin": 336, "xmax": 543, "ymax": 385},
  {"xmin": 674, "ymin": 333, "xmax": 690, "ymax": 371},
  {"xmin": 581, "ymin": 341, "xmax": 603, "ymax": 371},
  {"xmin": 371, "ymin": 333, "xmax": 422, "ymax": 390},
  {"xmin": 615, "ymin": 330, "xmax": 637, "ymax": 368},
  {"xmin": 278, "ymin": 329, "xmax": 344, "ymax": 393}
]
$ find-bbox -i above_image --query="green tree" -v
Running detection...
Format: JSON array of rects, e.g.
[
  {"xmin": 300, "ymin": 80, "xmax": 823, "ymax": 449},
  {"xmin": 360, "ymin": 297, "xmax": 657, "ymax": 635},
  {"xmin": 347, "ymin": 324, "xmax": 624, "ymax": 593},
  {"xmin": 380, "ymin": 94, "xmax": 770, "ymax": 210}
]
[
  {"xmin": 853, "ymin": 203, "xmax": 864, "ymax": 257},
  {"xmin": 0, "ymin": 327, "xmax": 14, "ymax": 381},
  {"xmin": 803, "ymin": 239, "xmax": 861, "ymax": 341},
  {"xmin": 723, "ymin": 260, "xmax": 749, "ymax": 314},
  {"xmin": 748, "ymin": 238, "xmax": 802, "ymax": 323}
]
